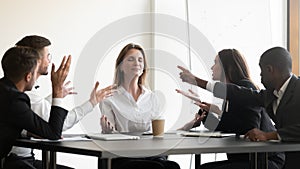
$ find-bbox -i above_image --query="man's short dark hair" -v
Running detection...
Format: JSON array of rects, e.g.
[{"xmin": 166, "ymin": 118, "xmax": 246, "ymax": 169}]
[
  {"xmin": 259, "ymin": 46, "xmax": 292, "ymax": 74},
  {"xmin": 15, "ymin": 35, "xmax": 51, "ymax": 57},
  {"xmin": 1, "ymin": 46, "xmax": 39, "ymax": 82}
]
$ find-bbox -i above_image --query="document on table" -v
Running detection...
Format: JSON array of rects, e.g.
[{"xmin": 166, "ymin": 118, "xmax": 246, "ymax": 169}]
[
  {"xmin": 181, "ymin": 131, "xmax": 236, "ymax": 138},
  {"xmin": 142, "ymin": 130, "xmax": 179, "ymax": 135},
  {"xmin": 31, "ymin": 135, "xmax": 91, "ymax": 142},
  {"xmin": 86, "ymin": 133, "xmax": 140, "ymax": 141}
]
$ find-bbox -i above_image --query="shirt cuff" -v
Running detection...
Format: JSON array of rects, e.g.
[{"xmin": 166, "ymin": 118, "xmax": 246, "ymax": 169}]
[
  {"xmin": 52, "ymin": 98, "xmax": 68, "ymax": 110},
  {"xmin": 46, "ymin": 94, "xmax": 52, "ymax": 103},
  {"xmin": 206, "ymin": 81, "xmax": 216, "ymax": 92},
  {"xmin": 21, "ymin": 130, "xmax": 28, "ymax": 137},
  {"xmin": 277, "ymin": 133, "xmax": 282, "ymax": 141}
]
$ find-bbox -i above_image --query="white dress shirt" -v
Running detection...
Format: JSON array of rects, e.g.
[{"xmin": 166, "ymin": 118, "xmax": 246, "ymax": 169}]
[
  {"xmin": 10, "ymin": 82, "xmax": 94, "ymax": 157},
  {"xmin": 99, "ymin": 86, "xmax": 161, "ymax": 133},
  {"xmin": 273, "ymin": 75, "xmax": 292, "ymax": 114}
]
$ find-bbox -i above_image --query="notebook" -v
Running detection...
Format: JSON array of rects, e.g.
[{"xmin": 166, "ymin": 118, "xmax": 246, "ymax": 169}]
[{"xmin": 86, "ymin": 133, "xmax": 140, "ymax": 141}]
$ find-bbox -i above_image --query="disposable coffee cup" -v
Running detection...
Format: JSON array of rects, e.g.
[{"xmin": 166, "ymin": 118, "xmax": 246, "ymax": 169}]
[{"xmin": 152, "ymin": 119, "xmax": 165, "ymax": 137}]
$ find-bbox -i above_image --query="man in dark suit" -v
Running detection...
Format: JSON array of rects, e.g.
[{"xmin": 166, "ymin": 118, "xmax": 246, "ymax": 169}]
[
  {"xmin": 178, "ymin": 47, "xmax": 300, "ymax": 169},
  {"xmin": 0, "ymin": 47, "xmax": 71, "ymax": 166}
]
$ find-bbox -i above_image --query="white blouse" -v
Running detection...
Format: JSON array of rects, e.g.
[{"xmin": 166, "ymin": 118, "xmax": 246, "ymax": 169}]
[{"xmin": 99, "ymin": 86, "xmax": 161, "ymax": 133}]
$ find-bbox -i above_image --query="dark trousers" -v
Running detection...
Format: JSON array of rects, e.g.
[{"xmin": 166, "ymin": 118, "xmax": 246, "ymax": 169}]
[
  {"xmin": 3, "ymin": 153, "xmax": 73, "ymax": 169},
  {"xmin": 283, "ymin": 152, "xmax": 299, "ymax": 169},
  {"xmin": 199, "ymin": 159, "xmax": 281, "ymax": 169},
  {"xmin": 111, "ymin": 156, "xmax": 180, "ymax": 169}
]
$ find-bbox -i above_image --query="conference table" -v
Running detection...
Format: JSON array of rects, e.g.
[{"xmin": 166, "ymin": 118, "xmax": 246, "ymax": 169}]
[{"xmin": 14, "ymin": 132, "xmax": 300, "ymax": 169}]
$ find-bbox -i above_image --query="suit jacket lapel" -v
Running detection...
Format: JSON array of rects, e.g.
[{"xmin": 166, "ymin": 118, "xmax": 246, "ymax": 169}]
[
  {"xmin": 263, "ymin": 89, "xmax": 277, "ymax": 122},
  {"xmin": 276, "ymin": 75, "xmax": 297, "ymax": 117},
  {"xmin": 266, "ymin": 103, "xmax": 277, "ymax": 124}
]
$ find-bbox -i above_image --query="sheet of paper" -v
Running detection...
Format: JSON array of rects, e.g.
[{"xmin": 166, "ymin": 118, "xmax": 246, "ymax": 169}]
[
  {"xmin": 181, "ymin": 131, "xmax": 236, "ymax": 138},
  {"xmin": 86, "ymin": 133, "xmax": 140, "ymax": 141},
  {"xmin": 31, "ymin": 136, "xmax": 91, "ymax": 142}
]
